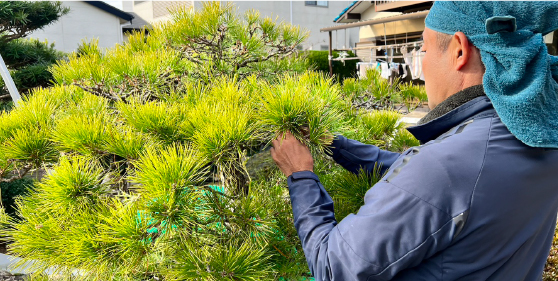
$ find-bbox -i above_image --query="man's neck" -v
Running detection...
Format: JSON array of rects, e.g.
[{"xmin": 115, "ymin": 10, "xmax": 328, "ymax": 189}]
[{"xmin": 418, "ymin": 85, "xmax": 485, "ymax": 125}]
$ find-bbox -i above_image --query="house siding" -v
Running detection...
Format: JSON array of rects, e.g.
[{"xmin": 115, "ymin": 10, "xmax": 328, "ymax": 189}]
[{"xmin": 28, "ymin": 1, "xmax": 124, "ymax": 52}]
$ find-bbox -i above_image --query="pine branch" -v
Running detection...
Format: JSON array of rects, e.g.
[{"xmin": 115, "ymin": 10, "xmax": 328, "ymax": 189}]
[
  {"xmin": 0, "ymin": 164, "xmax": 32, "ymax": 183},
  {"xmin": 198, "ymin": 185, "xmax": 239, "ymax": 200},
  {"xmin": 74, "ymin": 82, "xmax": 125, "ymax": 103}
]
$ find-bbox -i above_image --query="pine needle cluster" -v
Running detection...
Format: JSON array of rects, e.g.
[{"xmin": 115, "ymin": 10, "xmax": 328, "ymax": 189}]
[
  {"xmin": 0, "ymin": 2, "xmax": 424, "ymax": 280},
  {"xmin": 258, "ymin": 72, "xmax": 346, "ymax": 153}
]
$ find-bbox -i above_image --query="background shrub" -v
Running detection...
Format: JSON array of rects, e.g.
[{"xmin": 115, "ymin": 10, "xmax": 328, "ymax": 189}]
[
  {"xmin": 305, "ymin": 50, "xmax": 359, "ymax": 82},
  {"xmin": 0, "ymin": 178, "xmax": 34, "ymax": 216}
]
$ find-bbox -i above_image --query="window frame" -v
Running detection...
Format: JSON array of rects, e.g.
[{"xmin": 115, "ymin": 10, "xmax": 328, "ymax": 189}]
[{"xmin": 305, "ymin": 1, "xmax": 328, "ymax": 8}]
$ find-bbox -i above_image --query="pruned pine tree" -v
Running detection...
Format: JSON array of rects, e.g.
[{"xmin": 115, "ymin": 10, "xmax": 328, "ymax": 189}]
[
  {"xmin": 162, "ymin": 2, "xmax": 308, "ymax": 82},
  {"xmin": 0, "ymin": 2, "xmax": 419, "ymax": 280},
  {"xmin": 60, "ymin": 1, "xmax": 310, "ymax": 104}
]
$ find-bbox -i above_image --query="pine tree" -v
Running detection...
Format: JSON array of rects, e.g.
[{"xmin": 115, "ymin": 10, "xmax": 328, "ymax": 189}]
[
  {"xmin": 0, "ymin": 1, "xmax": 69, "ymax": 105},
  {"xmin": 0, "ymin": 2, "xmax": 421, "ymax": 280}
]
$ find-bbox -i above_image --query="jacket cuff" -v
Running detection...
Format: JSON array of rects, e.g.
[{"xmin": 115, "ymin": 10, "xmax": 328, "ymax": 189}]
[
  {"xmin": 325, "ymin": 135, "xmax": 347, "ymax": 160},
  {"xmin": 287, "ymin": 171, "xmax": 320, "ymax": 185}
]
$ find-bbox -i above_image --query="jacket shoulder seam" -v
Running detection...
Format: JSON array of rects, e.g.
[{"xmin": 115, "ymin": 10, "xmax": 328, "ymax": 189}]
[
  {"xmin": 388, "ymin": 181, "xmax": 453, "ymax": 218},
  {"xmin": 469, "ymin": 116, "xmax": 493, "ymax": 206},
  {"xmin": 462, "ymin": 116, "xmax": 494, "ymax": 236}
]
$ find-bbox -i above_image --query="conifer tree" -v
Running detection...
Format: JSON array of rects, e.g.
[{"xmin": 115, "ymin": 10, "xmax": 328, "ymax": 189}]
[
  {"xmin": 0, "ymin": 1, "xmax": 68, "ymax": 103},
  {"xmin": 0, "ymin": 2, "xmax": 422, "ymax": 280}
]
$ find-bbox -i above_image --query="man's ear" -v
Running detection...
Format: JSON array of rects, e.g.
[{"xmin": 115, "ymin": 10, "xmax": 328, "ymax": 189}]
[{"xmin": 452, "ymin": 32, "xmax": 470, "ymax": 71}]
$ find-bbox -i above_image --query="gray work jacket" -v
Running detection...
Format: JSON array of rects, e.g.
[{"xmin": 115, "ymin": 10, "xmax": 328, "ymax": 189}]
[{"xmin": 287, "ymin": 95, "xmax": 558, "ymax": 280}]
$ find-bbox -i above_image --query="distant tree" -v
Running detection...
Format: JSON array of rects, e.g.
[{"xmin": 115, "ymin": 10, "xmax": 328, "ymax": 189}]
[{"xmin": 0, "ymin": 1, "xmax": 69, "ymax": 103}]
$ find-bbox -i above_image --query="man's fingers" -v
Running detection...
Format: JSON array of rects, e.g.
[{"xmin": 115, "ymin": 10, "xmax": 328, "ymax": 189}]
[
  {"xmin": 273, "ymin": 130, "xmax": 309, "ymax": 148},
  {"xmin": 270, "ymin": 130, "xmax": 314, "ymax": 177},
  {"xmin": 286, "ymin": 131, "xmax": 296, "ymax": 139}
]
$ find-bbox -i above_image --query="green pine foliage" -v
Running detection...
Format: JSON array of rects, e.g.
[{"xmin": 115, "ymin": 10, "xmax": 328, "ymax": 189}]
[
  {"xmin": 258, "ymin": 72, "xmax": 346, "ymax": 154},
  {"xmin": 52, "ymin": 113, "xmax": 113, "ymax": 156},
  {"xmin": 342, "ymin": 68, "xmax": 427, "ymax": 112},
  {"xmin": 117, "ymin": 100, "xmax": 189, "ymax": 144},
  {"xmin": 317, "ymin": 161, "xmax": 383, "ymax": 222},
  {"xmin": 397, "ymin": 82, "xmax": 428, "ymax": 112},
  {"xmin": 0, "ymin": 2, "xmax": 428, "ymax": 280},
  {"xmin": 390, "ymin": 129, "xmax": 421, "ymax": 152},
  {"xmin": 53, "ymin": 1, "xmax": 309, "ymax": 100},
  {"xmin": 160, "ymin": 2, "xmax": 308, "ymax": 82},
  {"xmin": 305, "ymin": 50, "xmax": 359, "ymax": 82},
  {"xmin": 0, "ymin": 1, "xmax": 69, "ymax": 41},
  {"xmin": 344, "ymin": 110, "xmax": 403, "ymax": 148},
  {"xmin": 2, "ymin": 127, "xmax": 56, "ymax": 166}
]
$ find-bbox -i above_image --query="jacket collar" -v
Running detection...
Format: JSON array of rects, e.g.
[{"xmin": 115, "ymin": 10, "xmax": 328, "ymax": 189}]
[
  {"xmin": 418, "ymin": 85, "xmax": 486, "ymax": 125},
  {"xmin": 407, "ymin": 86, "xmax": 494, "ymax": 144}
]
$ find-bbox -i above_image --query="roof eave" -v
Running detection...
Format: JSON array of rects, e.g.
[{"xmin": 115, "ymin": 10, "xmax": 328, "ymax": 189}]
[
  {"xmin": 334, "ymin": 1, "xmax": 361, "ymax": 23},
  {"xmin": 84, "ymin": 1, "xmax": 134, "ymax": 22},
  {"xmin": 322, "ymin": 10, "xmax": 429, "ymax": 32}
]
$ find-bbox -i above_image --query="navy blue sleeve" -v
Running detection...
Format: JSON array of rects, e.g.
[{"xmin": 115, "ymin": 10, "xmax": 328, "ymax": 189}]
[
  {"xmin": 326, "ymin": 135, "xmax": 401, "ymax": 175},
  {"xmin": 288, "ymin": 168, "xmax": 455, "ymax": 280}
]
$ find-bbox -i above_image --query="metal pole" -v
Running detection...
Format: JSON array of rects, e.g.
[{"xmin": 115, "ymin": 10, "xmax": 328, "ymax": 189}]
[
  {"xmin": 328, "ymin": 31, "xmax": 333, "ymax": 77},
  {"xmin": 383, "ymin": 23, "xmax": 388, "ymax": 61},
  {"xmin": 344, "ymin": 29, "xmax": 347, "ymax": 49},
  {"xmin": 0, "ymin": 54, "xmax": 21, "ymax": 107},
  {"xmin": 290, "ymin": 1, "xmax": 293, "ymax": 24}
]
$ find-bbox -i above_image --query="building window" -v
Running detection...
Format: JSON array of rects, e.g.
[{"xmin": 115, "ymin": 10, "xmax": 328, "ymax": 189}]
[
  {"xmin": 320, "ymin": 45, "xmax": 329, "ymax": 51},
  {"xmin": 306, "ymin": 1, "xmax": 328, "ymax": 7}
]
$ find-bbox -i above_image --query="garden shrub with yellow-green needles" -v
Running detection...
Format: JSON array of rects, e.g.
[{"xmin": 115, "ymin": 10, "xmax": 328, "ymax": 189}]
[
  {"xmin": 0, "ymin": 2, "xmax": 426, "ymax": 280},
  {"xmin": 342, "ymin": 69, "xmax": 428, "ymax": 112}
]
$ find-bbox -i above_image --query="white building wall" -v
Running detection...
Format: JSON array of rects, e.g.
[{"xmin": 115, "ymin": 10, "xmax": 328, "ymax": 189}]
[{"xmin": 28, "ymin": 1, "xmax": 124, "ymax": 53}]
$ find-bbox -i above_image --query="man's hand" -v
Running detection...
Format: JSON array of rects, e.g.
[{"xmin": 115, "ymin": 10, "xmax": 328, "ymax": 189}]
[{"xmin": 271, "ymin": 131, "xmax": 314, "ymax": 177}]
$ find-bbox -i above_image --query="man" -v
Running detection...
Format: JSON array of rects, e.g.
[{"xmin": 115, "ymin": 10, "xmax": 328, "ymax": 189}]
[{"xmin": 271, "ymin": 2, "xmax": 558, "ymax": 280}]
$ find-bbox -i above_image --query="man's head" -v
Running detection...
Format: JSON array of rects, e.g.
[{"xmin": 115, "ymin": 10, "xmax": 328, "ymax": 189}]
[
  {"xmin": 421, "ymin": 27, "xmax": 485, "ymax": 109},
  {"xmin": 422, "ymin": 1, "xmax": 558, "ymax": 148}
]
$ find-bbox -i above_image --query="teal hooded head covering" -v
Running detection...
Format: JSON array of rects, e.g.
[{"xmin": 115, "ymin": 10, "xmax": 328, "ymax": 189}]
[{"xmin": 425, "ymin": 1, "xmax": 558, "ymax": 148}]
